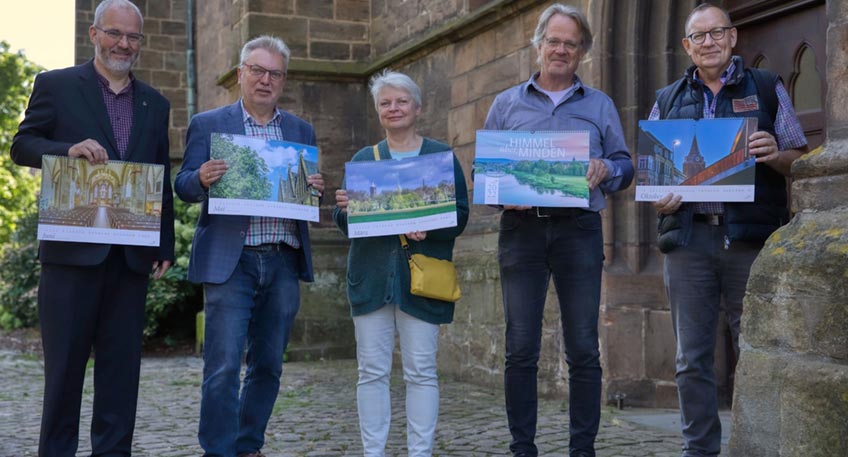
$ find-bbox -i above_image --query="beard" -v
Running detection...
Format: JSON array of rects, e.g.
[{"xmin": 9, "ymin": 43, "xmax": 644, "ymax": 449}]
[{"xmin": 95, "ymin": 42, "xmax": 139, "ymax": 74}]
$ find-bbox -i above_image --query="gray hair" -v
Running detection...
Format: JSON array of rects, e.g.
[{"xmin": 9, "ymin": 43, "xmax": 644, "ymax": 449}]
[
  {"xmin": 530, "ymin": 3, "xmax": 593, "ymax": 53},
  {"xmin": 94, "ymin": 0, "xmax": 144, "ymax": 28},
  {"xmin": 240, "ymin": 35, "xmax": 291, "ymax": 68},
  {"xmin": 684, "ymin": 3, "xmax": 733, "ymax": 35},
  {"xmin": 368, "ymin": 70, "xmax": 422, "ymax": 110}
]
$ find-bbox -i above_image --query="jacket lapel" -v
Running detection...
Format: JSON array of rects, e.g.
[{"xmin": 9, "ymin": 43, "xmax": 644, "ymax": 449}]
[
  {"xmin": 78, "ymin": 61, "xmax": 119, "ymax": 157},
  {"xmin": 125, "ymin": 84, "xmax": 150, "ymax": 161},
  {"xmin": 226, "ymin": 102, "xmax": 246, "ymax": 135}
]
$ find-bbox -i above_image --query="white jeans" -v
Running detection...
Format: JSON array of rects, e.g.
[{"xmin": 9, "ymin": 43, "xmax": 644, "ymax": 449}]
[{"xmin": 353, "ymin": 304, "xmax": 440, "ymax": 457}]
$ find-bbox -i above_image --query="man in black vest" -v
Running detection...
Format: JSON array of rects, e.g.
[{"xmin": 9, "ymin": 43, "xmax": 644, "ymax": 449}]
[{"xmin": 649, "ymin": 4, "xmax": 807, "ymax": 456}]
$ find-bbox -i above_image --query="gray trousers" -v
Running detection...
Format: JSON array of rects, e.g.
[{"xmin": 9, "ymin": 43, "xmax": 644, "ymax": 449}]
[{"xmin": 663, "ymin": 222, "xmax": 760, "ymax": 456}]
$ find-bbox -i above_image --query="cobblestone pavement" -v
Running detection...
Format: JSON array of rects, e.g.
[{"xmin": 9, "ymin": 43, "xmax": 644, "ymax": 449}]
[{"xmin": 0, "ymin": 350, "xmax": 689, "ymax": 456}]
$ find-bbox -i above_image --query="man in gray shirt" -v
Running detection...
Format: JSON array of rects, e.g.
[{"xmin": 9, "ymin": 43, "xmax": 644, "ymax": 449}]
[{"xmin": 483, "ymin": 4, "xmax": 633, "ymax": 457}]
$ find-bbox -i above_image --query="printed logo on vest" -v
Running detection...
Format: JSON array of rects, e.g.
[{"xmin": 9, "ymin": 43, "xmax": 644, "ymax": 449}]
[{"xmin": 732, "ymin": 95, "xmax": 759, "ymax": 113}]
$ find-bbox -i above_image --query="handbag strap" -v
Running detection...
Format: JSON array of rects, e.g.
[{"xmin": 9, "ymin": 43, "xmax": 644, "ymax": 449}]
[
  {"xmin": 374, "ymin": 143, "xmax": 416, "ymax": 261},
  {"xmin": 374, "ymin": 144, "xmax": 411, "ymax": 253}
]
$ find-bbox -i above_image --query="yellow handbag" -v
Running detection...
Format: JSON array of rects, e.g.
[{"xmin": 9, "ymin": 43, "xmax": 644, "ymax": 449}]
[
  {"xmin": 399, "ymin": 234, "xmax": 462, "ymax": 302},
  {"xmin": 370, "ymin": 144, "xmax": 461, "ymax": 302}
]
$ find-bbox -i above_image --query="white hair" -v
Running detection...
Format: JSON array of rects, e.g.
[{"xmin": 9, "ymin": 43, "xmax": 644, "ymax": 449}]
[
  {"xmin": 368, "ymin": 70, "xmax": 422, "ymax": 110},
  {"xmin": 240, "ymin": 35, "xmax": 291, "ymax": 68},
  {"xmin": 94, "ymin": 0, "xmax": 144, "ymax": 28}
]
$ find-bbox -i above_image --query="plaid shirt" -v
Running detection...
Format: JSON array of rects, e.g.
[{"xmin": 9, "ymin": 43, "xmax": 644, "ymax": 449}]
[
  {"xmin": 95, "ymin": 72, "xmax": 134, "ymax": 159},
  {"xmin": 648, "ymin": 60, "xmax": 807, "ymax": 214},
  {"xmin": 240, "ymin": 100, "xmax": 301, "ymax": 249}
]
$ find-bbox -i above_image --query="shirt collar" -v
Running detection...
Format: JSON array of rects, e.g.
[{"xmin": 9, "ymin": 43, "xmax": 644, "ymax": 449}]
[
  {"xmin": 240, "ymin": 99, "xmax": 281, "ymax": 126},
  {"xmin": 94, "ymin": 70, "xmax": 134, "ymax": 95},
  {"xmin": 524, "ymin": 71, "xmax": 583, "ymax": 93},
  {"xmin": 692, "ymin": 56, "xmax": 740, "ymax": 86}
]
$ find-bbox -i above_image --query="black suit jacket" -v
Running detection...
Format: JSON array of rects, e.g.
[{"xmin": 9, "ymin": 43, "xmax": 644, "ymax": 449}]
[{"xmin": 11, "ymin": 60, "xmax": 175, "ymax": 274}]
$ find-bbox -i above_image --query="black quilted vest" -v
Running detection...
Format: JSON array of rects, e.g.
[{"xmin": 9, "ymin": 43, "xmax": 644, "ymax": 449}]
[{"xmin": 655, "ymin": 57, "xmax": 789, "ymax": 243}]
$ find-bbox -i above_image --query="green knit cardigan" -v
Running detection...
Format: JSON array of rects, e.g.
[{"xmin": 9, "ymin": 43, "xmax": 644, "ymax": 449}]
[{"xmin": 332, "ymin": 138, "xmax": 469, "ymax": 324}]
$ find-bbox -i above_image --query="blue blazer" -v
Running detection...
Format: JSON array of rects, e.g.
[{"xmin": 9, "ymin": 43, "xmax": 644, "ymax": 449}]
[
  {"xmin": 174, "ymin": 101, "xmax": 317, "ymax": 284},
  {"xmin": 10, "ymin": 60, "xmax": 175, "ymax": 274}
]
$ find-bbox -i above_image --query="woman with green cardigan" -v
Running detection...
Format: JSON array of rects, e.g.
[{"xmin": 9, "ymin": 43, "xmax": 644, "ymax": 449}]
[{"xmin": 333, "ymin": 70, "xmax": 469, "ymax": 456}]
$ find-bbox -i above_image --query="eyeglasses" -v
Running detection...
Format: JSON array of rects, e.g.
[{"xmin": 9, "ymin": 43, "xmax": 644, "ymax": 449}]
[
  {"xmin": 94, "ymin": 26, "xmax": 144, "ymax": 45},
  {"xmin": 686, "ymin": 27, "xmax": 732, "ymax": 44},
  {"xmin": 241, "ymin": 64, "xmax": 286, "ymax": 82},
  {"xmin": 544, "ymin": 38, "xmax": 580, "ymax": 52}
]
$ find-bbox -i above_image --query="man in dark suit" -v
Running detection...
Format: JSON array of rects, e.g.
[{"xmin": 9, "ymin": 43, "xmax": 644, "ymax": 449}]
[
  {"xmin": 175, "ymin": 35, "xmax": 323, "ymax": 457},
  {"xmin": 9, "ymin": 0, "xmax": 174, "ymax": 455}
]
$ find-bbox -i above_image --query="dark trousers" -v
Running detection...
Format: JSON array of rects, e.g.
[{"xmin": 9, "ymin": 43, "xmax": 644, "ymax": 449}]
[
  {"xmin": 38, "ymin": 248, "xmax": 149, "ymax": 457},
  {"xmin": 498, "ymin": 210, "xmax": 603, "ymax": 457},
  {"xmin": 199, "ymin": 245, "xmax": 301, "ymax": 457},
  {"xmin": 664, "ymin": 222, "xmax": 759, "ymax": 456}
]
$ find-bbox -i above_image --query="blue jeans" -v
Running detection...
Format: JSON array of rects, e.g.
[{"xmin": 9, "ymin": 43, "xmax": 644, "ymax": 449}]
[
  {"xmin": 498, "ymin": 210, "xmax": 603, "ymax": 457},
  {"xmin": 198, "ymin": 245, "xmax": 301, "ymax": 457},
  {"xmin": 664, "ymin": 222, "xmax": 759, "ymax": 457}
]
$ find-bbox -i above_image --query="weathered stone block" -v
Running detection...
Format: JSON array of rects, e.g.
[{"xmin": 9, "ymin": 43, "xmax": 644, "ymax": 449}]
[
  {"xmin": 448, "ymin": 103, "xmax": 476, "ymax": 147},
  {"xmin": 296, "ymin": 0, "xmax": 332, "ymax": 18},
  {"xmin": 163, "ymin": 51, "xmax": 186, "ymax": 72},
  {"xmin": 152, "ymin": 70, "xmax": 181, "ymax": 88},
  {"xmin": 654, "ymin": 381, "xmax": 679, "ymax": 408},
  {"xmin": 138, "ymin": 49, "xmax": 164, "ymax": 69},
  {"xmin": 601, "ymin": 307, "xmax": 644, "ymax": 379},
  {"xmin": 745, "ymin": 211, "xmax": 848, "ymax": 360},
  {"xmin": 465, "ymin": 54, "xmax": 520, "ymax": 102},
  {"xmin": 644, "ymin": 310, "xmax": 675, "ymax": 381},
  {"xmin": 351, "ymin": 43, "xmax": 370, "ymax": 60},
  {"xmin": 246, "ymin": 15, "xmax": 308, "ymax": 56},
  {"xmin": 310, "ymin": 20, "xmax": 367, "ymax": 42},
  {"xmin": 146, "ymin": 0, "xmax": 171, "ymax": 19},
  {"xmin": 495, "ymin": 14, "xmax": 525, "ymax": 58},
  {"xmin": 148, "ymin": 35, "xmax": 174, "ymax": 51},
  {"xmin": 247, "ymin": 0, "xmax": 294, "ymax": 15},
  {"xmin": 453, "ymin": 39, "xmax": 478, "ymax": 76},
  {"xmin": 604, "ymin": 379, "xmax": 655, "ymax": 408},
  {"xmin": 160, "ymin": 20, "xmax": 186, "ymax": 36},
  {"xmin": 779, "ymin": 359, "xmax": 848, "ymax": 455},
  {"xmin": 602, "ymin": 272, "xmax": 667, "ymax": 309},
  {"xmin": 310, "ymin": 41, "xmax": 350, "ymax": 61},
  {"xmin": 729, "ymin": 349, "xmax": 786, "ymax": 456},
  {"xmin": 336, "ymin": 0, "xmax": 369, "ymax": 22},
  {"xmin": 826, "ymin": 23, "xmax": 848, "ymax": 133},
  {"xmin": 450, "ymin": 73, "xmax": 468, "ymax": 107}
]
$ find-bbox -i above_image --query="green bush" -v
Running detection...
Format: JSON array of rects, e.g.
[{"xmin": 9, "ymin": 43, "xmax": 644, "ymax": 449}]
[
  {"xmin": 0, "ymin": 199, "xmax": 203, "ymax": 339},
  {"xmin": 142, "ymin": 198, "xmax": 203, "ymax": 338},
  {"xmin": 0, "ymin": 210, "xmax": 40, "ymax": 329}
]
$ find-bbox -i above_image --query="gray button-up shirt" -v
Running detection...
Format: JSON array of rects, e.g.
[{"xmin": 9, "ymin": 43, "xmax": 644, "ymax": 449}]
[{"xmin": 483, "ymin": 73, "xmax": 634, "ymax": 212}]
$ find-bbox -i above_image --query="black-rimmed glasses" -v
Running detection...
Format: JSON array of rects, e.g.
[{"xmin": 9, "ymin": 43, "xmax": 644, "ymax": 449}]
[
  {"xmin": 241, "ymin": 64, "xmax": 286, "ymax": 82},
  {"xmin": 94, "ymin": 26, "xmax": 144, "ymax": 45},
  {"xmin": 686, "ymin": 27, "xmax": 732, "ymax": 44}
]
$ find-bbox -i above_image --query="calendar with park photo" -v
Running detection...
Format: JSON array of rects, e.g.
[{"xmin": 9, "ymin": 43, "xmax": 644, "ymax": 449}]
[{"xmin": 344, "ymin": 151, "xmax": 458, "ymax": 239}]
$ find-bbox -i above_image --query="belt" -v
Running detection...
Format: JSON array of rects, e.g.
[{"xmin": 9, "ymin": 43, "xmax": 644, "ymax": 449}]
[
  {"xmin": 693, "ymin": 214, "xmax": 725, "ymax": 226},
  {"xmin": 523, "ymin": 207, "xmax": 586, "ymax": 218},
  {"xmin": 243, "ymin": 242, "xmax": 294, "ymax": 252}
]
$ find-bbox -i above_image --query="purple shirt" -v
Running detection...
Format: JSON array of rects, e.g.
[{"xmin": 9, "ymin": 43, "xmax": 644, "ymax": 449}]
[{"xmin": 95, "ymin": 71, "xmax": 134, "ymax": 159}]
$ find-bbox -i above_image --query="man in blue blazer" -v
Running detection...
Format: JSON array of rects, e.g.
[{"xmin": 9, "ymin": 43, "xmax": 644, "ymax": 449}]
[
  {"xmin": 175, "ymin": 35, "xmax": 324, "ymax": 457},
  {"xmin": 10, "ymin": 1, "xmax": 174, "ymax": 455}
]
